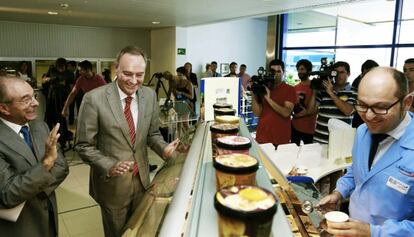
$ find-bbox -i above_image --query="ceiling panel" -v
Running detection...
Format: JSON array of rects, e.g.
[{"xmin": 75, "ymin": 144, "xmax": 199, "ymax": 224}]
[{"xmin": 0, "ymin": 0, "xmax": 369, "ymax": 28}]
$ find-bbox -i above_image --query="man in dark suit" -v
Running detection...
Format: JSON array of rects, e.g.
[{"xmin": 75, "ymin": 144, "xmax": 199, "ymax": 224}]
[
  {"xmin": 0, "ymin": 77, "xmax": 69, "ymax": 236},
  {"xmin": 75, "ymin": 46, "xmax": 180, "ymax": 237}
]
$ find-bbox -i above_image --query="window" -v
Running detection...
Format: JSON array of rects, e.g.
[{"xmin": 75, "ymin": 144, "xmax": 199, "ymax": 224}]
[{"xmin": 283, "ymin": 0, "xmax": 412, "ymax": 84}]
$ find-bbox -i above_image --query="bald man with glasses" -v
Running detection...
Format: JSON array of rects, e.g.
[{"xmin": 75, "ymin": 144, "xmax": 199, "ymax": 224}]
[
  {"xmin": 0, "ymin": 77, "xmax": 69, "ymax": 237},
  {"xmin": 319, "ymin": 67, "xmax": 414, "ymax": 237}
]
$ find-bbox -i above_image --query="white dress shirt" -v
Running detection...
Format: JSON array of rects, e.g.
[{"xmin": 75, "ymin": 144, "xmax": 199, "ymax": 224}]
[{"xmin": 0, "ymin": 117, "xmax": 28, "ymax": 140}]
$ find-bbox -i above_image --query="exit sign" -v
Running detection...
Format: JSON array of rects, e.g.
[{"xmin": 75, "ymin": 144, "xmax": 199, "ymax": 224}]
[{"xmin": 177, "ymin": 48, "xmax": 186, "ymax": 55}]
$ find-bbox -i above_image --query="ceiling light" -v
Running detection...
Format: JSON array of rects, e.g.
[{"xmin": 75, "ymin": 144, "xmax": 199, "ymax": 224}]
[
  {"xmin": 152, "ymin": 21, "xmax": 160, "ymax": 25},
  {"xmin": 48, "ymin": 11, "xmax": 58, "ymax": 15}
]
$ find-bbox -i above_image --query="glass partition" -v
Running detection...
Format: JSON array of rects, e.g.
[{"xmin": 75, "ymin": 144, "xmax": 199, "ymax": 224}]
[
  {"xmin": 0, "ymin": 60, "xmax": 35, "ymax": 87},
  {"xmin": 286, "ymin": 11, "xmax": 336, "ymax": 48},
  {"xmin": 335, "ymin": 47, "xmax": 392, "ymax": 80},
  {"xmin": 395, "ymin": 47, "xmax": 414, "ymax": 71},
  {"xmin": 283, "ymin": 0, "xmax": 412, "ymax": 71},
  {"xmin": 100, "ymin": 61, "xmax": 116, "ymax": 82},
  {"xmin": 35, "ymin": 59, "xmax": 98, "ymax": 88},
  {"xmin": 283, "ymin": 49, "xmax": 335, "ymax": 82},
  {"xmin": 336, "ymin": 17, "xmax": 393, "ymax": 46},
  {"xmin": 400, "ymin": 0, "xmax": 414, "ymax": 44}
]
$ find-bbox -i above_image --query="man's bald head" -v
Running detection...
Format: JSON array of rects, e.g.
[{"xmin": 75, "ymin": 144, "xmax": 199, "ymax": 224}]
[
  {"xmin": 360, "ymin": 67, "xmax": 408, "ymax": 100},
  {"xmin": 0, "ymin": 76, "xmax": 28, "ymax": 103},
  {"xmin": 357, "ymin": 67, "xmax": 412, "ymax": 134}
]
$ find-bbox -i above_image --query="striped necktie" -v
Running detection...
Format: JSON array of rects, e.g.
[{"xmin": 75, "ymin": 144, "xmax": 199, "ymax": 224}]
[
  {"xmin": 124, "ymin": 96, "xmax": 138, "ymax": 176},
  {"xmin": 124, "ymin": 96, "xmax": 136, "ymax": 145}
]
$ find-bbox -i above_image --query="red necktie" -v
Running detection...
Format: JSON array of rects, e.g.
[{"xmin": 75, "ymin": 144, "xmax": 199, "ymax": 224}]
[
  {"xmin": 124, "ymin": 96, "xmax": 135, "ymax": 144},
  {"xmin": 124, "ymin": 96, "xmax": 138, "ymax": 176}
]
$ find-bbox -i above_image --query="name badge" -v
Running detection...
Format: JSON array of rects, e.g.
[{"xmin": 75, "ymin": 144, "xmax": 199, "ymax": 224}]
[{"xmin": 386, "ymin": 176, "xmax": 409, "ymax": 195}]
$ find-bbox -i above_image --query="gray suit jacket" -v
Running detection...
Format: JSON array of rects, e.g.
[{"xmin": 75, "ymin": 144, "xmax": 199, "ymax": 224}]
[
  {"xmin": 0, "ymin": 119, "xmax": 69, "ymax": 237},
  {"xmin": 75, "ymin": 81, "xmax": 167, "ymax": 209}
]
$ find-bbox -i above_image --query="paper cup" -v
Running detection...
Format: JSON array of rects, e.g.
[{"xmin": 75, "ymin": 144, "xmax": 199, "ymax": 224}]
[
  {"xmin": 325, "ymin": 211, "xmax": 349, "ymax": 224},
  {"xmin": 295, "ymin": 165, "xmax": 308, "ymax": 175}
]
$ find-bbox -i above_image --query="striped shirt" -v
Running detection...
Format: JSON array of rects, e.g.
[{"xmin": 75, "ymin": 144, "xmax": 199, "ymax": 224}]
[{"xmin": 314, "ymin": 83, "xmax": 357, "ymax": 144}]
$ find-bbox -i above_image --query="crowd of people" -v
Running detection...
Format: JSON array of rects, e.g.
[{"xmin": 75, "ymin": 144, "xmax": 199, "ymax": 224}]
[
  {"xmin": 0, "ymin": 46, "xmax": 181, "ymax": 237},
  {"xmin": 1, "ymin": 47, "xmax": 414, "ymax": 236},
  {"xmin": 249, "ymin": 58, "xmax": 414, "ymax": 236}
]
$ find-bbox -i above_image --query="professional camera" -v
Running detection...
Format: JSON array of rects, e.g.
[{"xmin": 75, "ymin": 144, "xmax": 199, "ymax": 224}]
[
  {"xmin": 309, "ymin": 57, "xmax": 337, "ymax": 91},
  {"xmin": 248, "ymin": 66, "xmax": 275, "ymax": 102},
  {"xmin": 293, "ymin": 92, "xmax": 306, "ymax": 115},
  {"xmin": 153, "ymin": 72, "xmax": 164, "ymax": 79},
  {"xmin": 145, "ymin": 72, "xmax": 169, "ymax": 99}
]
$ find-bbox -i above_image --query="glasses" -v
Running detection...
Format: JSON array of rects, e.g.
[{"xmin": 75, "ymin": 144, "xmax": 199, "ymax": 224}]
[
  {"xmin": 9, "ymin": 93, "xmax": 38, "ymax": 106},
  {"xmin": 354, "ymin": 98, "xmax": 401, "ymax": 115}
]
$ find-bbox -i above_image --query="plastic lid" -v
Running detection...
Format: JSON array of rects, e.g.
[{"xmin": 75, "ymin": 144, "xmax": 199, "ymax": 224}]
[
  {"xmin": 214, "ymin": 185, "xmax": 278, "ymax": 221},
  {"xmin": 213, "ymin": 103, "xmax": 233, "ymax": 109},
  {"xmin": 215, "ymin": 115, "xmax": 240, "ymax": 124},
  {"xmin": 214, "ymin": 108, "xmax": 236, "ymax": 116},
  {"xmin": 213, "ymin": 154, "xmax": 258, "ymax": 174},
  {"xmin": 210, "ymin": 123, "xmax": 239, "ymax": 134},
  {"xmin": 216, "ymin": 136, "xmax": 251, "ymax": 150}
]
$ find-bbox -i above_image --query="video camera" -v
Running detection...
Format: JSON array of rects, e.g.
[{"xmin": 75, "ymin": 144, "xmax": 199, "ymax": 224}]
[
  {"xmin": 152, "ymin": 72, "xmax": 164, "ymax": 80},
  {"xmin": 248, "ymin": 66, "xmax": 275, "ymax": 103},
  {"xmin": 292, "ymin": 92, "xmax": 306, "ymax": 115},
  {"xmin": 309, "ymin": 57, "xmax": 337, "ymax": 91}
]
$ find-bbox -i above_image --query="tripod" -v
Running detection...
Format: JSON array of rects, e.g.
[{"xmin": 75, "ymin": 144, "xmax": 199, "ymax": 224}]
[{"xmin": 146, "ymin": 72, "xmax": 170, "ymax": 99}]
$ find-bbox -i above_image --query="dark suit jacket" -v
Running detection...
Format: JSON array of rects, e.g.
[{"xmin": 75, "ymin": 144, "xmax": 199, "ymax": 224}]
[
  {"xmin": 75, "ymin": 81, "xmax": 167, "ymax": 209},
  {"xmin": 0, "ymin": 119, "xmax": 69, "ymax": 237}
]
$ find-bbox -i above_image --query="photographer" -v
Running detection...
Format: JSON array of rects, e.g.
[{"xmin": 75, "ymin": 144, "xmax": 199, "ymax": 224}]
[
  {"xmin": 252, "ymin": 59, "xmax": 296, "ymax": 147},
  {"xmin": 41, "ymin": 57, "xmax": 73, "ymax": 149},
  {"xmin": 314, "ymin": 61, "xmax": 357, "ymax": 144},
  {"xmin": 292, "ymin": 59, "xmax": 317, "ymax": 145},
  {"xmin": 164, "ymin": 68, "xmax": 194, "ymax": 137}
]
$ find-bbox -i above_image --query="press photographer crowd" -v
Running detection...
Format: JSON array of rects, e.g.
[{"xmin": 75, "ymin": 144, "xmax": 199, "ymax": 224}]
[{"xmin": 244, "ymin": 57, "xmax": 414, "ymax": 236}]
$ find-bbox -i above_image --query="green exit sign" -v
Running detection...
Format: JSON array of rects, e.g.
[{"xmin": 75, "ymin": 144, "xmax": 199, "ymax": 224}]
[{"xmin": 177, "ymin": 48, "xmax": 186, "ymax": 55}]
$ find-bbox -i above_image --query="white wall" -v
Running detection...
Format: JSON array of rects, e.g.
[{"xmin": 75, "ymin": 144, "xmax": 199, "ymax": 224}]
[
  {"xmin": 175, "ymin": 27, "xmax": 188, "ymax": 68},
  {"xmin": 0, "ymin": 21, "xmax": 150, "ymax": 58},
  {"xmin": 150, "ymin": 27, "xmax": 176, "ymax": 97},
  {"xmin": 150, "ymin": 27, "xmax": 176, "ymax": 75},
  {"xmin": 185, "ymin": 18, "xmax": 267, "ymax": 77}
]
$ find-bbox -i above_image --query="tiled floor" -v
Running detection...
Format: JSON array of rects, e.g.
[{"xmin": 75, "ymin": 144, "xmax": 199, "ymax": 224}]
[{"xmin": 56, "ymin": 148, "xmax": 165, "ymax": 237}]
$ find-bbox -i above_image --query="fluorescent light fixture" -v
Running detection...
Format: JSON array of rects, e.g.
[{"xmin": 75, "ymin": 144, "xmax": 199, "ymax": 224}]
[
  {"xmin": 48, "ymin": 11, "xmax": 58, "ymax": 15},
  {"xmin": 152, "ymin": 21, "xmax": 160, "ymax": 25}
]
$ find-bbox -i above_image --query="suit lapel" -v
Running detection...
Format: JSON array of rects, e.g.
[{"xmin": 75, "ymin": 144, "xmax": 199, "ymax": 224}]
[
  {"xmin": 106, "ymin": 82, "xmax": 134, "ymax": 149},
  {"xmin": 29, "ymin": 121, "xmax": 43, "ymax": 162},
  {"xmin": 136, "ymin": 87, "xmax": 146, "ymax": 147},
  {"xmin": 364, "ymin": 142, "xmax": 402, "ymax": 182},
  {"xmin": 0, "ymin": 120, "xmax": 37, "ymax": 166},
  {"xmin": 363, "ymin": 114, "xmax": 414, "ymax": 182}
]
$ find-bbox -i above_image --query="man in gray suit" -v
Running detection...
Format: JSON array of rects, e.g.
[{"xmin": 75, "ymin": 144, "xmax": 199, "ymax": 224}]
[
  {"xmin": 0, "ymin": 77, "xmax": 69, "ymax": 236},
  {"xmin": 75, "ymin": 46, "xmax": 180, "ymax": 237}
]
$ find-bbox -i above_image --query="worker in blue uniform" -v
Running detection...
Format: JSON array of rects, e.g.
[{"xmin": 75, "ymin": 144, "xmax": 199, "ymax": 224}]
[{"xmin": 319, "ymin": 66, "xmax": 414, "ymax": 237}]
